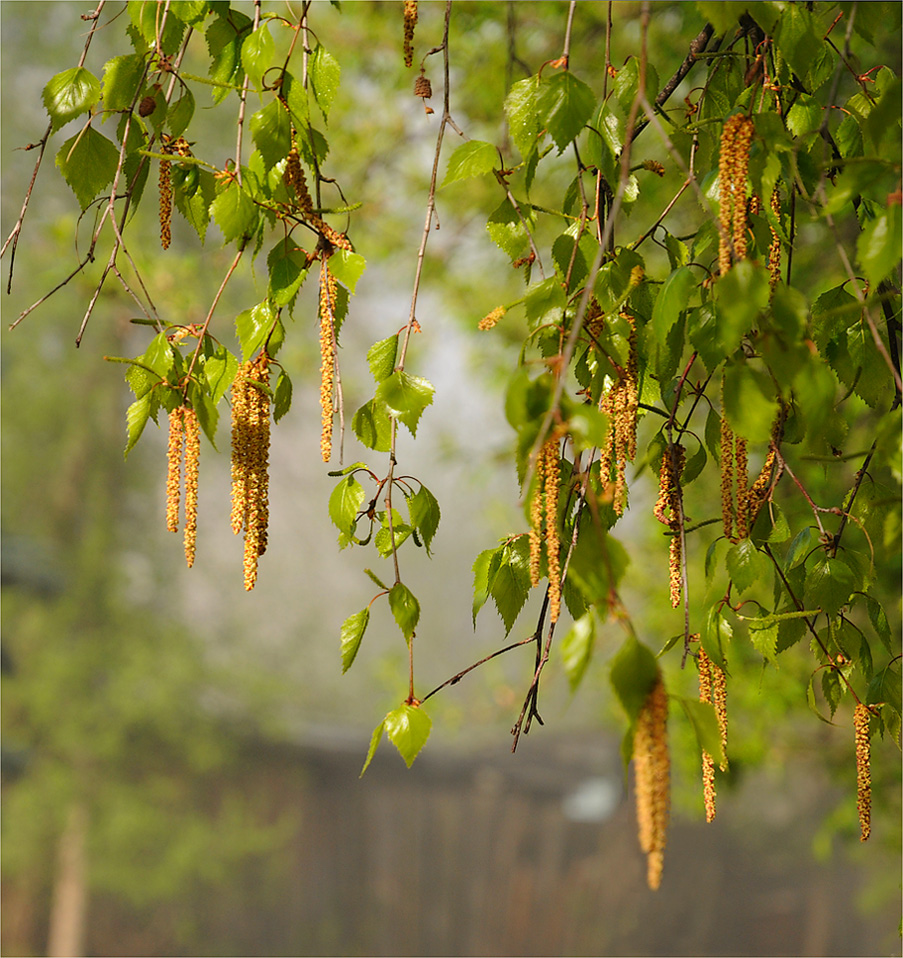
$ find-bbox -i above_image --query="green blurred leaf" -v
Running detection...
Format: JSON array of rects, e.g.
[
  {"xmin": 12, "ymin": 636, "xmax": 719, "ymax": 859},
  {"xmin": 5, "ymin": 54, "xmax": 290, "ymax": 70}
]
[
  {"xmin": 407, "ymin": 485, "xmax": 440, "ymax": 555},
  {"xmin": 310, "ymin": 45, "xmax": 340, "ymax": 119},
  {"xmin": 360, "ymin": 719, "xmax": 385, "ymax": 776},
  {"xmin": 385, "ymin": 704, "xmax": 431, "ymax": 768},
  {"xmin": 330, "ymin": 250, "xmax": 366, "ymax": 294},
  {"xmin": 857, "ymin": 206, "xmax": 902, "ymax": 290},
  {"xmin": 722, "ymin": 360, "xmax": 779, "ymax": 443},
  {"xmin": 679, "ymin": 697, "xmax": 726, "ymax": 767},
  {"xmin": 340, "ymin": 608, "xmax": 369, "ymax": 674},
  {"xmin": 561, "ymin": 612, "xmax": 596, "ymax": 692},
  {"xmin": 267, "ymin": 239, "xmax": 308, "ymax": 306},
  {"xmin": 651, "ymin": 265, "xmax": 695, "ymax": 344},
  {"xmin": 609, "ymin": 635, "xmax": 658, "ymax": 724},
  {"xmin": 442, "ymin": 140, "xmax": 498, "ymax": 186},
  {"xmin": 714, "ymin": 261, "xmax": 770, "ymax": 355}
]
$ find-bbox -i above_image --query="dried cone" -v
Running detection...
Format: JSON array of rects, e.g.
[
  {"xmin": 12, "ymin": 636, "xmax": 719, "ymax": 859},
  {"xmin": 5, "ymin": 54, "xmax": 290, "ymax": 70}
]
[
  {"xmin": 414, "ymin": 73, "xmax": 432, "ymax": 99},
  {"xmin": 854, "ymin": 703, "xmax": 871, "ymax": 841},
  {"xmin": 634, "ymin": 675, "xmax": 670, "ymax": 890}
]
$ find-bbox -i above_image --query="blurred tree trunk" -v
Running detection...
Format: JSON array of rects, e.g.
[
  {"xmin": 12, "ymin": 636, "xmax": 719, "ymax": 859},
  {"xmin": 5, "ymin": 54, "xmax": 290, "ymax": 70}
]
[{"xmin": 47, "ymin": 801, "xmax": 88, "ymax": 958}]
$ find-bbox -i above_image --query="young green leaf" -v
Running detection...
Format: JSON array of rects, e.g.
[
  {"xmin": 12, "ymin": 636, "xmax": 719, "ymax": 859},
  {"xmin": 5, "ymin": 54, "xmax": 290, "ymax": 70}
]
[
  {"xmin": 330, "ymin": 250, "xmax": 366, "ymax": 294},
  {"xmin": 310, "ymin": 45, "xmax": 341, "ymax": 119},
  {"xmin": 384, "ymin": 703, "xmax": 431, "ymax": 768},
  {"xmin": 442, "ymin": 140, "xmax": 498, "ymax": 186},
  {"xmin": 250, "ymin": 98, "xmax": 292, "ymax": 169},
  {"xmin": 240, "ymin": 21, "xmax": 274, "ymax": 90},
  {"xmin": 651, "ymin": 265, "xmax": 695, "ymax": 344},
  {"xmin": 561, "ymin": 611, "xmax": 596, "ymax": 692},
  {"xmin": 805, "ymin": 557, "xmax": 856, "ymax": 616},
  {"xmin": 609, "ymin": 635, "xmax": 659, "ymax": 724},
  {"xmin": 352, "ymin": 398, "xmax": 393, "ymax": 452},
  {"xmin": 535, "ymin": 71, "xmax": 595, "ymax": 153},
  {"xmin": 235, "ymin": 301, "xmax": 276, "ymax": 361},
  {"xmin": 273, "ymin": 370, "xmax": 293, "ymax": 422},
  {"xmin": 43, "ymin": 67, "xmax": 101, "ymax": 131},
  {"xmin": 210, "ymin": 181, "xmax": 258, "ymax": 245},
  {"xmin": 367, "ymin": 335, "xmax": 398, "ymax": 384},
  {"xmin": 267, "ymin": 239, "xmax": 308, "ymax": 306},
  {"xmin": 407, "ymin": 485, "xmax": 440, "ymax": 555},
  {"xmin": 725, "ymin": 538, "xmax": 771, "ymax": 596},
  {"xmin": 389, "ymin": 582, "xmax": 420, "ymax": 643},
  {"xmin": 679, "ymin": 697, "xmax": 726, "ymax": 768},
  {"xmin": 124, "ymin": 393, "xmax": 153, "ymax": 457},
  {"xmin": 375, "ymin": 371, "xmax": 434, "ymax": 436},
  {"xmin": 340, "ymin": 608, "xmax": 369, "ymax": 674},
  {"xmin": 329, "ymin": 475, "xmax": 366, "ymax": 538},
  {"xmin": 360, "ymin": 718, "xmax": 386, "ymax": 776},
  {"xmin": 55, "ymin": 127, "xmax": 120, "ymax": 210},
  {"xmin": 101, "ymin": 54, "xmax": 145, "ymax": 114}
]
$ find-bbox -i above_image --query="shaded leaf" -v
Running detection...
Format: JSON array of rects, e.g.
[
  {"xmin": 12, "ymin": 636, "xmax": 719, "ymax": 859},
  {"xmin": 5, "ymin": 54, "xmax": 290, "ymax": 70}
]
[
  {"xmin": 340, "ymin": 608, "xmax": 369, "ymax": 674},
  {"xmin": 609, "ymin": 635, "xmax": 658, "ymax": 724}
]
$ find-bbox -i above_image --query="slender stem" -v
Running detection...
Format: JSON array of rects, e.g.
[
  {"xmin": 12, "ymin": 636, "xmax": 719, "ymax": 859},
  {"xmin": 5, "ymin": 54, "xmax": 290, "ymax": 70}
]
[{"xmin": 421, "ymin": 636, "xmax": 536, "ymax": 703}]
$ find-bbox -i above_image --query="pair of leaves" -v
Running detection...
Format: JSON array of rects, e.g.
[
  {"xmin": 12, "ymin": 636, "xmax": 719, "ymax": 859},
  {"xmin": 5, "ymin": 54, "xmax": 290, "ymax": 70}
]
[
  {"xmin": 472, "ymin": 536, "xmax": 531, "ymax": 635},
  {"xmin": 339, "ymin": 581, "xmax": 419, "ymax": 675},
  {"xmin": 361, "ymin": 703, "xmax": 431, "ymax": 775}
]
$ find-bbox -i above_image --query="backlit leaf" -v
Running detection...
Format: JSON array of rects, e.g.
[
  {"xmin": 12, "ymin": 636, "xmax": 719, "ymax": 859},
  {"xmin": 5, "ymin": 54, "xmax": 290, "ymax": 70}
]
[
  {"xmin": 389, "ymin": 582, "xmax": 420, "ymax": 642},
  {"xmin": 340, "ymin": 608, "xmax": 369, "ymax": 674},
  {"xmin": 55, "ymin": 127, "xmax": 120, "ymax": 210},
  {"xmin": 442, "ymin": 140, "xmax": 498, "ymax": 186},
  {"xmin": 43, "ymin": 67, "xmax": 101, "ymax": 131},
  {"xmin": 385, "ymin": 704, "xmax": 431, "ymax": 768},
  {"xmin": 375, "ymin": 371, "xmax": 434, "ymax": 436}
]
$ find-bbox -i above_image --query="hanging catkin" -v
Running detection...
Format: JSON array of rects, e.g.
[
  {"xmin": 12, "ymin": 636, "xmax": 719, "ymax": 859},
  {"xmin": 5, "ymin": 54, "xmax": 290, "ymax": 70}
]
[
  {"xmin": 318, "ymin": 259, "xmax": 338, "ymax": 463},
  {"xmin": 634, "ymin": 675, "xmax": 670, "ymax": 891},
  {"xmin": 854, "ymin": 703, "xmax": 871, "ymax": 841}
]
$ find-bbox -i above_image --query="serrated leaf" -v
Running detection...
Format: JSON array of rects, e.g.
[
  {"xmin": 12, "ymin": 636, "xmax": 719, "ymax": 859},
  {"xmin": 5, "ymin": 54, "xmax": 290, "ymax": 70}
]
[
  {"xmin": 857, "ymin": 206, "xmax": 902, "ymax": 290},
  {"xmin": 310, "ymin": 45, "xmax": 340, "ymax": 118},
  {"xmin": 267, "ymin": 239, "xmax": 308, "ymax": 306},
  {"xmin": 408, "ymin": 485, "xmax": 440, "ymax": 555},
  {"xmin": 821, "ymin": 668, "xmax": 844, "ymax": 718},
  {"xmin": 486, "ymin": 197, "xmax": 531, "ymax": 260},
  {"xmin": 352, "ymin": 398, "xmax": 393, "ymax": 452},
  {"xmin": 865, "ymin": 595, "xmax": 893, "ymax": 655},
  {"xmin": 44, "ymin": 67, "xmax": 101, "ymax": 131},
  {"xmin": 360, "ymin": 719, "xmax": 385, "ymax": 776},
  {"xmin": 785, "ymin": 526, "xmax": 816, "ymax": 570},
  {"xmin": 389, "ymin": 582, "xmax": 420, "ymax": 642},
  {"xmin": 747, "ymin": 616, "xmax": 779, "ymax": 662},
  {"xmin": 55, "ymin": 126, "xmax": 120, "ymax": 210},
  {"xmin": 713, "ymin": 261, "xmax": 770, "ymax": 355},
  {"xmin": 722, "ymin": 360, "xmax": 779, "ymax": 444},
  {"xmin": 366, "ymin": 335, "xmax": 398, "ymax": 384},
  {"xmin": 340, "ymin": 608, "xmax": 369, "ymax": 674},
  {"xmin": 375, "ymin": 512, "xmax": 412, "ymax": 558},
  {"xmin": 504, "ymin": 77, "xmax": 540, "ymax": 158},
  {"xmin": 702, "ymin": 604, "xmax": 732, "ymax": 669},
  {"xmin": 174, "ymin": 168, "xmax": 215, "ymax": 242},
  {"xmin": 235, "ymin": 301, "xmax": 276, "ymax": 361},
  {"xmin": 250, "ymin": 98, "xmax": 292, "ymax": 169},
  {"xmin": 273, "ymin": 370, "xmax": 292, "ymax": 422},
  {"xmin": 490, "ymin": 538, "xmax": 531, "ymax": 634},
  {"xmin": 375, "ymin": 371, "xmax": 434, "ymax": 436},
  {"xmin": 472, "ymin": 547, "xmax": 496, "ymax": 626},
  {"xmin": 384, "ymin": 704, "xmax": 431, "ymax": 768},
  {"xmin": 561, "ymin": 612, "xmax": 596, "ymax": 692},
  {"xmin": 168, "ymin": 87, "xmax": 194, "ymax": 138},
  {"xmin": 651, "ymin": 265, "xmax": 695, "ymax": 344},
  {"xmin": 329, "ymin": 475, "xmax": 365, "ymax": 539},
  {"xmin": 124, "ymin": 393, "xmax": 153, "ymax": 456},
  {"xmin": 726, "ymin": 538, "xmax": 771, "ymax": 596},
  {"xmin": 609, "ymin": 635, "xmax": 658, "ymax": 724},
  {"xmin": 442, "ymin": 140, "xmax": 498, "ymax": 186},
  {"xmin": 101, "ymin": 54, "xmax": 145, "ymax": 114},
  {"xmin": 867, "ymin": 664, "xmax": 902, "ymax": 714},
  {"xmin": 535, "ymin": 71, "xmax": 595, "ymax": 153},
  {"xmin": 805, "ymin": 557, "xmax": 856, "ymax": 616},
  {"xmin": 204, "ymin": 347, "xmax": 239, "ymax": 405},
  {"xmin": 240, "ymin": 21, "xmax": 273, "ymax": 90},
  {"xmin": 210, "ymin": 181, "xmax": 258, "ymax": 245},
  {"xmin": 679, "ymin": 697, "xmax": 726, "ymax": 768},
  {"xmin": 330, "ymin": 250, "xmax": 366, "ymax": 294}
]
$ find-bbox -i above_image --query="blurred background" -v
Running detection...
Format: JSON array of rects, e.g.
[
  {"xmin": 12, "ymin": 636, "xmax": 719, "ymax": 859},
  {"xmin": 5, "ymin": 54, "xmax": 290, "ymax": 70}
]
[{"xmin": 2, "ymin": 2, "xmax": 900, "ymax": 956}]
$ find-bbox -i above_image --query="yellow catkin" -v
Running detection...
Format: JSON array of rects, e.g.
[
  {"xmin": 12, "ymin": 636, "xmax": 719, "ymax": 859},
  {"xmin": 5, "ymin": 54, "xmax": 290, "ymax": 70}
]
[
  {"xmin": 318, "ymin": 260, "xmax": 338, "ymax": 463},
  {"xmin": 528, "ymin": 447, "xmax": 545, "ymax": 589},
  {"xmin": 284, "ymin": 142, "xmax": 315, "ymax": 216},
  {"xmin": 159, "ymin": 155, "xmax": 172, "ymax": 250},
  {"xmin": 166, "ymin": 406, "xmax": 184, "ymax": 532},
  {"xmin": 712, "ymin": 655, "xmax": 728, "ymax": 772},
  {"xmin": 230, "ymin": 362, "xmax": 252, "ymax": 535},
  {"xmin": 718, "ymin": 115, "xmax": 754, "ymax": 274},
  {"xmin": 403, "ymin": 0, "xmax": 418, "ymax": 67},
  {"xmin": 854, "ymin": 703, "xmax": 871, "ymax": 841},
  {"xmin": 720, "ymin": 391, "xmax": 735, "ymax": 543},
  {"xmin": 182, "ymin": 405, "xmax": 200, "ymax": 568},
  {"xmin": 634, "ymin": 675, "xmax": 670, "ymax": 891},
  {"xmin": 768, "ymin": 185, "xmax": 782, "ymax": 290},
  {"xmin": 478, "ymin": 306, "xmax": 506, "ymax": 330},
  {"xmin": 598, "ymin": 313, "xmax": 638, "ymax": 516},
  {"xmin": 543, "ymin": 436, "xmax": 562, "ymax": 624},
  {"xmin": 653, "ymin": 444, "xmax": 684, "ymax": 607},
  {"xmin": 735, "ymin": 436, "xmax": 749, "ymax": 539},
  {"xmin": 746, "ymin": 448, "xmax": 776, "ymax": 526},
  {"xmin": 243, "ymin": 353, "xmax": 271, "ymax": 591},
  {"xmin": 698, "ymin": 647, "xmax": 717, "ymax": 823}
]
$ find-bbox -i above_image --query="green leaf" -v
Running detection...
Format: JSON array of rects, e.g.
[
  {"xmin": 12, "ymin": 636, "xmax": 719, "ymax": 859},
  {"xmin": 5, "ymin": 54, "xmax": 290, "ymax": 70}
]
[
  {"xmin": 486, "ymin": 198, "xmax": 532, "ymax": 260},
  {"xmin": 821, "ymin": 668, "xmax": 844, "ymax": 719},
  {"xmin": 267, "ymin": 239, "xmax": 308, "ymax": 306},
  {"xmin": 472, "ymin": 547, "xmax": 495, "ymax": 626},
  {"xmin": 203, "ymin": 347, "xmax": 239, "ymax": 405},
  {"xmin": 408, "ymin": 485, "xmax": 441, "ymax": 555},
  {"xmin": 594, "ymin": 248, "xmax": 644, "ymax": 315},
  {"xmin": 865, "ymin": 595, "xmax": 893, "ymax": 655},
  {"xmin": 504, "ymin": 77, "xmax": 540, "ymax": 157},
  {"xmin": 722, "ymin": 360, "xmax": 779, "ymax": 444},
  {"xmin": 167, "ymin": 87, "xmax": 195, "ymax": 138},
  {"xmin": 330, "ymin": 250, "xmax": 366, "ymax": 294},
  {"xmin": 442, "ymin": 140, "xmax": 498, "ymax": 186},
  {"xmin": 173, "ymin": 168, "xmax": 215, "ymax": 242},
  {"xmin": 367, "ymin": 335, "xmax": 398, "ymax": 384},
  {"xmin": 43, "ymin": 67, "xmax": 101, "ymax": 131},
  {"xmin": 726, "ymin": 538, "xmax": 771, "ymax": 596},
  {"xmin": 567, "ymin": 523, "xmax": 629, "ymax": 607},
  {"xmin": 713, "ymin": 261, "xmax": 770, "ymax": 355},
  {"xmin": 375, "ymin": 371, "xmax": 434, "ymax": 436},
  {"xmin": 524, "ymin": 277, "xmax": 566, "ymax": 329},
  {"xmin": 786, "ymin": 93, "xmax": 822, "ymax": 137},
  {"xmin": 679, "ymin": 697, "xmax": 726, "ymax": 768},
  {"xmin": 101, "ymin": 54, "xmax": 145, "ymax": 114},
  {"xmin": 206, "ymin": 8, "xmax": 252, "ymax": 97},
  {"xmin": 776, "ymin": 3, "xmax": 823, "ymax": 82},
  {"xmin": 375, "ymin": 510, "xmax": 412, "ymax": 558},
  {"xmin": 124, "ymin": 393, "xmax": 153, "ymax": 457},
  {"xmin": 651, "ymin": 265, "xmax": 695, "ymax": 344},
  {"xmin": 785, "ymin": 526, "xmax": 816, "ymax": 570},
  {"xmin": 329, "ymin": 475, "xmax": 365, "ymax": 538},
  {"xmin": 352, "ymin": 398, "xmax": 392, "ymax": 452},
  {"xmin": 857, "ymin": 206, "xmax": 902, "ymax": 289},
  {"xmin": 805, "ymin": 557, "xmax": 856, "ymax": 616},
  {"xmin": 128, "ymin": 0, "xmax": 187, "ymax": 55},
  {"xmin": 561, "ymin": 611, "xmax": 596, "ymax": 692},
  {"xmin": 488, "ymin": 538, "xmax": 532, "ymax": 635},
  {"xmin": 535, "ymin": 71, "xmax": 595, "ymax": 153},
  {"xmin": 240, "ymin": 21, "xmax": 274, "ymax": 90},
  {"xmin": 746, "ymin": 616, "xmax": 779, "ymax": 663},
  {"xmin": 702, "ymin": 604, "xmax": 732, "ymax": 669},
  {"xmin": 389, "ymin": 583, "xmax": 420, "ymax": 642},
  {"xmin": 250, "ymin": 98, "xmax": 292, "ymax": 169},
  {"xmin": 867, "ymin": 664, "xmax": 902, "ymax": 713},
  {"xmin": 210, "ymin": 181, "xmax": 258, "ymax": 245},
  {"xmin": 340, "ymin": 608, "xmax": 369, "ymax": 674},
  {"xmin": 384, "ymin": 704, "xmax": 432, "ymax": 768},
  {"xmin": 235, "ymin": 301, "xmax": 276, "ymax": 361},
  {"xmin": 310, "ymin": 45, "xmax": 341, "ymax": 119},
  {"xmin": 273, "ymin": 370, "xmax": 293, "ymax": 423},
  {"xmin": 609, "ymin": 635, "xmax": 658, "ymax": 724},
  {"xmin": 360, "ymin": 719, "xmax": 385, "ymax": 776},
  {"xmin": 55, "ymin": 127, "xmax": 120, "ymax": 210}
]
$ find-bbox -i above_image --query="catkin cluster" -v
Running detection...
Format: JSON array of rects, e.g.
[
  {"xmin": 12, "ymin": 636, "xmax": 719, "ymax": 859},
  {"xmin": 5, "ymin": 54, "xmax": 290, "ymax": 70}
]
[
  {"xmin": 230, "ymin": 353, "xmax": 272, "ymax": 591},
  {"xmin": 165, "ymin": 405, "xmax": 201, "ymax": 567},
  {"xmin": 403, "ymin": 0, "xmax": 418, "ymax": 67},
  {"xmin": 598, "ymin": 312, "xmax": 639, "ymax": 515},
  {"xmin": 854, "ymin": 703, "xmax": 871, "ymax": 841},
  {"xmin": 697, "ymin": 646, "xmax": 729, "ymax": 823},
  {"xmin": 653, "ymin": 444, "xmax": 685, "ymax": 608},
  {"xmin": 634, "ymin": 675, "xmax": 670, "ymax": 891},
  {"xmin": 718, "ymin": 115, "xmax": 754, "ymax": 274},
  {"xmin": 318, "ymin": 260, "xmax": 338, "ymax": 463},
  {"xmin": 282, "ymin": 133, "xmax": 352, "ymax": 252},
  {"xmin": 528, "ymin": 434, "xmax": 563, "ymax": 623}
]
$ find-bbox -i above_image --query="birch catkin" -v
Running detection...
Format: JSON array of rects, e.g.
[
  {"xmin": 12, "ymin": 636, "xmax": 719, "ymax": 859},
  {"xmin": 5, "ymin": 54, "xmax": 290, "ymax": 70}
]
[
  {"xmin": 634, "ymin": 676, "xmax": 670, "ymax": 890},
  {"xmin": 854, "ymin": 703, "xmax": 871, "ymax": 841},
  {"xmin": 166, "ymin": 406, "xmax": 184, "ymax": 533},
  {"xmin": 182, "ymin": 405, "xmax": 200, "ymax": 568},
  {"xmin": 319, "ymin": 260, "xmax": 338, "ymax": 463},
  {"xmin": 718, "ymin": 115, "xmax": 754, "ymax": 274}
]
